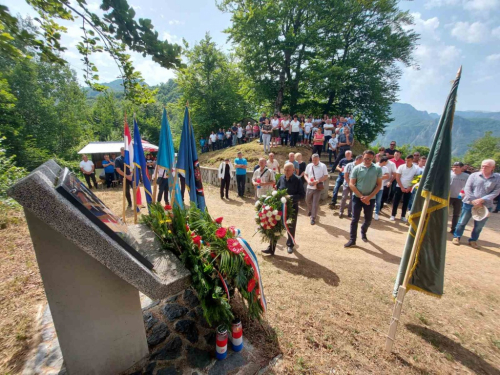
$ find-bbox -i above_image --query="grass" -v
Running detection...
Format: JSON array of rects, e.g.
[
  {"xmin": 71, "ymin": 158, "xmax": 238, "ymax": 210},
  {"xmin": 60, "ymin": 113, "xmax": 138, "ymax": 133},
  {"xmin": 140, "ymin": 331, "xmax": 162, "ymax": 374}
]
[{"xmin": 0, "ymin": 209, "xmax": 44, "ymax": 374}]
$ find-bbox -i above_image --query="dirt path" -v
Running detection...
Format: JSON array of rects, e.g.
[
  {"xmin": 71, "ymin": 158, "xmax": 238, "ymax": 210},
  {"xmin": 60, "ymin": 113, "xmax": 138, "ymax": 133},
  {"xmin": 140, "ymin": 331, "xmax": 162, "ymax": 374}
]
[{"xmin": 197, "ymin": 185, "xmax": 500, "ymax": 374}]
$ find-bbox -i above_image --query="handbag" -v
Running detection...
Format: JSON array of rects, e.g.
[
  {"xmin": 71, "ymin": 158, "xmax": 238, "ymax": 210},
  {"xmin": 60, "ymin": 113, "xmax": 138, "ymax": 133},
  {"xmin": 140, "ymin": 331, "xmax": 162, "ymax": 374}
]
[{"xmin": 312, "ymin": 167, "xmax": 324, "ymax": 190}]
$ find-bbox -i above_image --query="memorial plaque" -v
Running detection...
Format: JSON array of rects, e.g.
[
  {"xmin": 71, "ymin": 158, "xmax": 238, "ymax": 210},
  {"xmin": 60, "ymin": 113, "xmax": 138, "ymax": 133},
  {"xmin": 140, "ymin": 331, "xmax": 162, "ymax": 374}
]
[{"xmin": 56, "ymin": 168, "xmax": 153, "ymax": 270}]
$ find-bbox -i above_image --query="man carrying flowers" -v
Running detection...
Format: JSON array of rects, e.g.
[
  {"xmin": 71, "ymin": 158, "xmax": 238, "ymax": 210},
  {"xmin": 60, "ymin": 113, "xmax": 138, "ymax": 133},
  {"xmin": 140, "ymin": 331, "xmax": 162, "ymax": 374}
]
[{"xmin": 266, "ymin": 162, "xmax": 305, "ymax": 254}]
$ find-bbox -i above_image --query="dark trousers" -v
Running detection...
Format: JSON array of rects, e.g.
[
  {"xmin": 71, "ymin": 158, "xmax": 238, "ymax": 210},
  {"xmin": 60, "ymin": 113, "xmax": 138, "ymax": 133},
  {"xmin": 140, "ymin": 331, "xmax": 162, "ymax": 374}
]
[
  {"xmin": 236, "ymin": 174, "xmax": 246, "ymax": 197},
  {"xmin": 331, "ymin": 147, "xmax": 350, "ymax": 171},
  {"xmin": 105, "ymin": 172, "xmax": 114, "ymax": 188},
  {"xmin": 328, "ymin": 149, "xmax": 336, "ymax": 164},
  {"xmin": 392, "ymin": 187, "xmax": 411, "ymax": 217},
  {"xmin": 84, "ymin": 172, "xmax": 98, "ymax": 189},
  {"xmin": 280, "ymin": 131, "xmax": 288, "ymax": 146},
  {"xmin": 350, "ymin": 196, "xmax": 375, "ymax": 241},
  {"xmin": 217, "ymin": 140, "xmax": 223, "ymax": 149},
  {"xmin": 290, "ymin": 132, "xmax": 299, "ymax": 147},
  {"xmin": 449, "ymin": 197, "xmax": 462, "ymax": 232},
  {"xmin": 220, "ymin": 177, "xmax": 230, "ymax": 198},
  {"xmin": 157, "ymin": 178, "xmax": 169, "ymax": 204},
  {"xmin": 286, "ymin": 203, "xmax": 299, "ymax": 248},
  {"xmin": 331, "ymin": 175, "xmax": 344, "ymax": 204},
  {"xmin": 122, "ymin": 178, "xmax": 132, "ymax": 206},
  {"xmin": 211, "ymin": 143, "xmax": 216, "ymax": 151},
  {"xmin": 387, "ymin": 180, "xmax": 397, "ymax": 203},
  {"xmin": 381, "ymin": 186, "xmax": 390, "ymax": 210},
  {"xmin": 312, "ymin": 145, "xmax": 322, "ymax": 157},
  {"xmin": 323, "ymin": 135, "xmax": 331, "ymax": 152}
]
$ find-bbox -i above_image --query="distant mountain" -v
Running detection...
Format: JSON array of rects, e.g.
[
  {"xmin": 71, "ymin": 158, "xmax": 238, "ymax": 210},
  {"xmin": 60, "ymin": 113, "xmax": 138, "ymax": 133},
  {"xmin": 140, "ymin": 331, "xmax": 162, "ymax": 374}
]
[
  {"xmin": 83, "ymin": 79, "xmax": 180, "ymax": 104},
  {"xmin": 374, "ymin": 103, "xmax": 500, "ymax": 157}
]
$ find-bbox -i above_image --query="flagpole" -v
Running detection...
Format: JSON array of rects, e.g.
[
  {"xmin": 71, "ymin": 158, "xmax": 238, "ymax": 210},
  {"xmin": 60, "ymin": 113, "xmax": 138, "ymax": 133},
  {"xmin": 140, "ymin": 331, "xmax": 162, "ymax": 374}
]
[
  {"xmin": 133, "ymin": 167, "xmax": 138, "ymax": 224},
  {"xmin": 385, "ymin": 192, "xmax": 432, "ymax": 353},
  {"xmin": 152, "ymin": 164, "xmax": 159, "ymax": 203},
  {"xmin": 122, "ymin": 164, "xmax": 127, "ymax": 222}
]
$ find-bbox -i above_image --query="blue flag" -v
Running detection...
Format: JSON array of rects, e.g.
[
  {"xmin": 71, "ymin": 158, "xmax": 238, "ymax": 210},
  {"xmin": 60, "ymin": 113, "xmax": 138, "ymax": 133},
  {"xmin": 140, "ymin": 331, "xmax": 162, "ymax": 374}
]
[
  {"xmin": 176, "ymin": 107, "xmax": 206, "ymax": 211},
  {"xmin": 157, "ymin": 108, "xmax": 183, "ymax": 209},
  {"xmin": 133, "ymin": 119, "xmax": 153, "ymax": 211}
]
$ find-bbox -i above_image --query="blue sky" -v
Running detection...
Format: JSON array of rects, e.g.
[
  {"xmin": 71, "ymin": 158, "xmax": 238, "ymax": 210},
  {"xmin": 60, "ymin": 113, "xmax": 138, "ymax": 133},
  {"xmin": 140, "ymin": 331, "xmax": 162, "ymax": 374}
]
[{"xmin": 3, "ymin": 0, "xmax": 499, "ymax": 113}]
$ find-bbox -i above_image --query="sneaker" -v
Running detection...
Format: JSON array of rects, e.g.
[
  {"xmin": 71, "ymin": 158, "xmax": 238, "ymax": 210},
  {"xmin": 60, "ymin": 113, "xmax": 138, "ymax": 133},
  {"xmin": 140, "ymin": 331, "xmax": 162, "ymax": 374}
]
[
  {"xmin": 310, "ymin": 219, "xmax": 316, "ymax": 225},
  {"xmin": 452, "ymin": 237, "xmax": 460, "ymax": 246},
  {"xmin": 339, "ymin": 212, "xmax": 344, "ymax": 219},
  {"xmin": 328, "ymin": 202, "xmax": 335, "ymax": 207},
  {"xmin": 287, "ymin": 246, "xmax": 293, "ymax": 254},
  {"xmin": 401, "ymin": 217, "xmax": 408, "ymax": 223},
  {"xmin": 347, "ymin": 213, "xmax": 352, "ymax": 218},
  {"xmin": 374, "ymin": 214, "xmax": 379, "ymax": 220},
  {"xmin": 390, "ymin": 216, "xmax": 395, "ymax": 221},
  {"xmin": 469, "ymin": 241, "xmax": 480, "ymax": 249},
  {"xmin": 344, "ymin": 240, "xmax": 356, "ymax": 248}
]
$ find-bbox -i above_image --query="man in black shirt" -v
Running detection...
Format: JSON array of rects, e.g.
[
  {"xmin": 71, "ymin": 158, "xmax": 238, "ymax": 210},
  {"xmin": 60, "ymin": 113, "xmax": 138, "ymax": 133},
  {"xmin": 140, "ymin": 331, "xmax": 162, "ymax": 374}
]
[
  {"xmin": 329, "ymin": 151, "xmax": 353, "ymax": 207},
  {"xmin": 263, "ymin": 162, "xmax": 305, "ymax": 255},
  {"xmin": 258, "ymin": 112, "xmax": 267, "ymax": 143},
  {"xmin": 114, "ymin": 147, "xmax": 132, "ymax": 208},
  {"xmin": 384, "ymin": 141, "xmax": 397, "ymax": 159}
]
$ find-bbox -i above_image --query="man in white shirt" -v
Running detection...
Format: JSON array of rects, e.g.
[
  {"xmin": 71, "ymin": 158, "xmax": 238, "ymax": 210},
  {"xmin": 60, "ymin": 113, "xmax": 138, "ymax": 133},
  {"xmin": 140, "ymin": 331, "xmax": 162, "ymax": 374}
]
[
  {"xmin": 266, "ymin": 153, "xmax": 280, "ymax": 174},
  {"xmin": 304, "ymin": 154, "xmax": 329, "ymax": 225},
  {"xmin": 209, "ymin": 132, "xmax": 217, "ymax": 151},
  {"xmin": 289, "ymin": 114, "xmax": 301, "ymax": 147},
  {"xmin": 252, "ymin": 158, "xmax": 275, "ymax": 198},
  {"xmin": 237, "ymin": 124, "xmax": 243, "ymax": 144},
  {"xmin": 323, "ymin": 119, "xmax": 335, "ymax": 153},
  {"xmin": 327, "ymin": 129, "xmax": 339, "ymax": 167},
  {"xmin": 79, "ymin": 154, "xmax": 98, "ymax": 189},
  {"xmin": 390, "ymin": 154, "xmax": 418, "ymax": 222},
  {"xmin": 304, "ymin": 117, "xmax": 313, "ymax": 146}
]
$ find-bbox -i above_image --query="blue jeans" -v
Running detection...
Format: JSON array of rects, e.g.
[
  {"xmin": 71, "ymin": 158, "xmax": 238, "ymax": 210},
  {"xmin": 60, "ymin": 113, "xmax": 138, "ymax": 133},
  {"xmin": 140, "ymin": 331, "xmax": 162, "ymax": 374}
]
[
  {"xmin": 454, "ymin": 203, "xmax": 491, "ymax": 242},
  {"xmin": 408, "ymin": 189, "xmax": 417, "ymax": 211},
  {"xmin": 331, "ymin": 174, "xmax": 344, "ymax": 204},
  {"xmin": 375, "ymin": 188, "xmax": 384, "ymax": 214}
]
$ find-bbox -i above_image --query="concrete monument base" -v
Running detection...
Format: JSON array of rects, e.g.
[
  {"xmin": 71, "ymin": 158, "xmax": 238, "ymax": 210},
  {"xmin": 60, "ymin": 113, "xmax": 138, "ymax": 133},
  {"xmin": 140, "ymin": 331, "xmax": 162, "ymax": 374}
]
[{"xmin": 25, "ymin": 211, "xmax": 149, "ymax": 374}]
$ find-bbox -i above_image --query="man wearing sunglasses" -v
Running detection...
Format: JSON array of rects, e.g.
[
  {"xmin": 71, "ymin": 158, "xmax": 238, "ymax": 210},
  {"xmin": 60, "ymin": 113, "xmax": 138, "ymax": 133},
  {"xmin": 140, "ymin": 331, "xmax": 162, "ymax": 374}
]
[{"xmin": 384, "ymin": 141, "xmax": 398, "ymax": 159}]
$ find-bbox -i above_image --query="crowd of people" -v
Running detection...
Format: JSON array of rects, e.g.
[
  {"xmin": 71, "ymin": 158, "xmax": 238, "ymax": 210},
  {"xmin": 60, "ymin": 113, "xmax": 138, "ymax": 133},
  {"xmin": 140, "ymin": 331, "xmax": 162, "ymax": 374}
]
[
  {"xmin": 199, "ymin": 113, "xmax": 356, "ymax": 163},
  {"xmin": 215, "ymin": 141, "xmax": 500, "ymax": 254}
]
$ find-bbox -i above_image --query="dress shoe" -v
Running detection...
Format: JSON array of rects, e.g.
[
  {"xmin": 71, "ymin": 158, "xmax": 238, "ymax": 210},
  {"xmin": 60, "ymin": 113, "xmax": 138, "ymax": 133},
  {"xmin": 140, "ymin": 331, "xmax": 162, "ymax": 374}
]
[
  {"xmin": 344, "ymin": 240, "xmax": 356, "ymax": 248},
  {"xmin": 361, "ymin": 235, "xmax": 368, "ymax": 242},
  {"xmin": 339, "ymin": 212, "xmax": 344, "ymax": 219},
  {"xmin": 310, "ymin": 218, "xmax": 316, "ymax": 225},
  {"xmin": 261, "ymin": 247, "xmax": 274, "ymax": 255},
  {"xmin": 287, "ymin": 246, "xmax": 293, "ymax": 254}
]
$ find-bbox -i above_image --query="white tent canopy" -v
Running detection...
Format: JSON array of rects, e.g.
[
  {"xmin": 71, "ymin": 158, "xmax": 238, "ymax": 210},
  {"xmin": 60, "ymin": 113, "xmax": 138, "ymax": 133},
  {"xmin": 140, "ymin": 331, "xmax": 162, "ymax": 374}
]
[{"xmin": 78, "ymin": 141, "xmax": 158, "ymax": 154}]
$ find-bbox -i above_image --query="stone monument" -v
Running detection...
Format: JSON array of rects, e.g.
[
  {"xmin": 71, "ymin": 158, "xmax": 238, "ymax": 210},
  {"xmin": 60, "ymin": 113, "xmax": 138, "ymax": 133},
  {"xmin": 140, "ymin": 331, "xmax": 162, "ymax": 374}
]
[{"xmin": 8, "ymin": 160, "xmax": 190, "ymax": 375}]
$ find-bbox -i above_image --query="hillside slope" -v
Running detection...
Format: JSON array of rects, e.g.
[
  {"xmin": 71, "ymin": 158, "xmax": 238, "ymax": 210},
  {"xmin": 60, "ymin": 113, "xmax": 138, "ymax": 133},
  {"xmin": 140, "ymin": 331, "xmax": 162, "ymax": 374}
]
[{"xmin": 374, "ymin": 103, "xmax": 500, "ymax": 156}]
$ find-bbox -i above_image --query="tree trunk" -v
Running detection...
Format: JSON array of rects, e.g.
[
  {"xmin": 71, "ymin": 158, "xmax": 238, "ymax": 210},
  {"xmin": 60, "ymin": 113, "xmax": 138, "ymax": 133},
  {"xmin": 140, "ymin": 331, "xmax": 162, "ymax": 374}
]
[
  {"xmin": 325, "ymin": 91, "xmax": 335, "ymax": 113},
  {"xmin": 274, "ymin": 69, "xmax": 286, "ymax": 113}
]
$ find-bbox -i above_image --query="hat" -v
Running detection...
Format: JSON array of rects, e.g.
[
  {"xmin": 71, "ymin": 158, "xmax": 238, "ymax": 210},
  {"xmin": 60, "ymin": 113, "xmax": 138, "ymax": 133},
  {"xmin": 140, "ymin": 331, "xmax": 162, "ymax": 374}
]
[
  {"xmin": 471, "ymin": 205, "xmax": 489, "ymax": 221},
  {"xmin": 453, "ymin": 161, "xmax": 464, "ymax": 167}
]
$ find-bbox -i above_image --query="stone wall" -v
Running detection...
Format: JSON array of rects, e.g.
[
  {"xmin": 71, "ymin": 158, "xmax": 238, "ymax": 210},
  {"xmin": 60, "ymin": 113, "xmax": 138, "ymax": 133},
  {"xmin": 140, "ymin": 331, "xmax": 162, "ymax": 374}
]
[{"xmin": 200, "ymin": 166, "xmax": 330, "ymax": 201}]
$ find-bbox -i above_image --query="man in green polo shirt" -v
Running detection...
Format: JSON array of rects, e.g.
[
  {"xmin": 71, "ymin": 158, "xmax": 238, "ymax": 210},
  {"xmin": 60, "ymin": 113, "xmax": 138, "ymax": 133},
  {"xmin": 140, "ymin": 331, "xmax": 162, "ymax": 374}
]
[{"xmin": 345, "ymin": 150, "xmax": 382, "ymax": 247}]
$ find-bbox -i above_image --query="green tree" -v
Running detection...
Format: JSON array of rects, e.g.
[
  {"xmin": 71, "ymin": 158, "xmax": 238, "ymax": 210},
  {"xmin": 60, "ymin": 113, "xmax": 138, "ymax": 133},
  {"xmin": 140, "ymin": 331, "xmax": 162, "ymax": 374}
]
[
  {"xmin": 176, "ymin": 33, "xmax": 248, "ymax": 137},
  {"xmin": 1, "ymin": 1, "xmax": 183, "ymax": 103},
  {"xmin": 218, "ymin": 0, "xmax": 418, "ymax": 144},
  {"xmin": 463, "ymin": 131, "xmax": 500, "ymax": 172}
]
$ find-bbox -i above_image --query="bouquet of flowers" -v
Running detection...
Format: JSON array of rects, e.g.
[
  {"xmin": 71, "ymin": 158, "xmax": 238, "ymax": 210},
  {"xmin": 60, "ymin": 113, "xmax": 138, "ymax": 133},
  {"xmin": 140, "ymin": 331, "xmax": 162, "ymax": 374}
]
[
  {"xmin": 254, "ymin": 189, "xmax": 295, "ymax": 243},
  {"xmin": 143, "ymin": 203, "xmax": 265, "ymax": 328}
]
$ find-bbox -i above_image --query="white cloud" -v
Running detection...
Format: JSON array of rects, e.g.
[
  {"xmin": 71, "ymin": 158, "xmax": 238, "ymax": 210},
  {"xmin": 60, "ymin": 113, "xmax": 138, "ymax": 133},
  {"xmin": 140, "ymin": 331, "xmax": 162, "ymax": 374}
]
[
  {"xmin": 408, "ymin": 13, "xmax": 440, "ymax": 41},
  {"xmin": 87, "ymin": 2, "xmax": 100, "ymax": 11},
  {"xmin": 492, "ymin": 26, "xmax": 500, "ymax": 39},
  {"xmin": 168, "ymin": 20, "xmax": 185, "ymax": 26},
  {"xmin": 438, "ymin": 45, "xmax": 461, "ymax": 65},
  {"xmin": 451, "ymin": 21, "xmax": 489, "ymax": 43},
  {"xmin": 131, "ymin": 5, "xmax": 141, "ymax": 10},
  {"xmin": 131, "ymin": 52, "xmax": 176, "ymax": 85},
  {"xmin": 463, "ymin": 0, "xmax": 500, "ymax": 11},
  {"xmin": 162, "ymin": 32, "xmax": 178, "ymax": 43},
  {"xmin": 486, "ymin": 53, "xmax": 500, "ymax": 62}
]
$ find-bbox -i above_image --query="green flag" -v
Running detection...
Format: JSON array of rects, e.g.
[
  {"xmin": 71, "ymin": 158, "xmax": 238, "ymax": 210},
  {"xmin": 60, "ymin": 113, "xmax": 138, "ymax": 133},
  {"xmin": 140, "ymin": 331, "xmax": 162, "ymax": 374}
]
[{"xmin": 393, "ymin": 67, "xmax": 462, "ymax": 298}]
